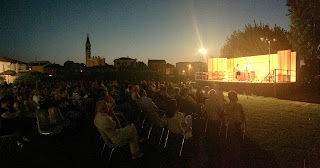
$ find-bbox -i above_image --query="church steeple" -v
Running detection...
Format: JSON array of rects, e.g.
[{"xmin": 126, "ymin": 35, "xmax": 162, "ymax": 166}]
[
  {"xmin": 85, "ymin": 34, "xmax": 91, "ymax": 65},
  {"xmin": 86, "ymin": 34, "xmax": 90, "ymax": 44}
]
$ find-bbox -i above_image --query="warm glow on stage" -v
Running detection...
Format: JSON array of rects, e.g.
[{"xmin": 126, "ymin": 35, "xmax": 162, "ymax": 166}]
[{"xmin": 207, "ymin": 50, "xmax": 296, "ymax": 83}]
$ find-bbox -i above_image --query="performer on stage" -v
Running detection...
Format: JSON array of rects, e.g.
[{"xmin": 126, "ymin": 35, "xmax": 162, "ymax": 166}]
[
  {"xmin": 235, "ymin": 64, "xmax": 240, "ymax": 80},
  {"xmin": 243, "ymin": 63, "xmax": 252, "ymax": 81}
]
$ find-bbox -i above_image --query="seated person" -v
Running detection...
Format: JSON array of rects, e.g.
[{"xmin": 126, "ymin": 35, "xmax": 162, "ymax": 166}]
[
  {"xmin": 48, "ymin": 107, "xmax": 70, "ymax": 129},
  {"xmin": 164, "ymin": 99, "xmax": 192, "ymax": 139},
  {"xmin": 136, "ymin": 89, "xmax": 166, "ymax": 128},
  {"xmin": 205, "ymin": 89, "xmax": 224, "ymax": 120},
  {"xmin": 0, "ymin": 97, "xmax": 31, "ymax": 147},
  {"xmin": 94, "ymin": 89, "xmax": 143, "ymax": 159},
  {"xmin": 24, "ymin": 93, "xmax": 38, "ymax": 113},
  {"xmin": 225, "ymin": 90, "xmax": 246, "ymax": 135}
]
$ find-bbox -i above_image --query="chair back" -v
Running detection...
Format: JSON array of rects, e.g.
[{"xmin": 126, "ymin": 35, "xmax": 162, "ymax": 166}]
[
  {"xmin": 166, "ymin": 117, "xmax": 184, "ymax": 136},
  {"xmin": 35, "ymin": 108, "xmax": 63, "ymax": 135},
  {"xmin": 96, "ymin": 128, "xmax": 124, "ymax": 148}
]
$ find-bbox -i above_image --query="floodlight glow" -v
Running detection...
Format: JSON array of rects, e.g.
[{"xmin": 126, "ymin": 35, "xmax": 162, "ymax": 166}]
[{"xmin": 198, "ymin": 48, "xmax": 207, "ymax": 55}]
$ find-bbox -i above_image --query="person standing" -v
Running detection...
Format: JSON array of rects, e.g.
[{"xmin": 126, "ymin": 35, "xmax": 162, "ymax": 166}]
[{"xmin": 225, "ymin": 90, "xmax": 246, "ymax": 137}]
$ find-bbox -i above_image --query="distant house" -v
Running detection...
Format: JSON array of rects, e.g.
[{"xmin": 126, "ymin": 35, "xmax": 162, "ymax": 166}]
[
  {"xmin": 148, "ymin": 59, "xmax": 166, "ymax": 74},
  {"xmin": 114, "ymin": 57, "xmax": 136, "ymax": 69},
  {"xmin": 0, "ymin": 56, "xmax": 28, "ymax": 83},
  {"xmin": 166, "ymin": 63, "xmax": 175, "ymax": 75},
  {"xmin": 27, "ymin": 61, "xmax": 51, "ymax": 73}
]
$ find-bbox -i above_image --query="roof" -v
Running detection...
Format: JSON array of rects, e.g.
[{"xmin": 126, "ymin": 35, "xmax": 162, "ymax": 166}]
[
  {"xmin": 28, "ymin": 61, "xmax": 51, "ymax": 66},
  {"xmin": 114, "ymin": 57, "xmax": 136, "ymax": 61},
  {"xmin": 166, "ymin": 63, "xmax": 175, "ymax": 68},
  {"xmin": 0, "ymin": 56, "xmax": 26, "ymax": 64},
  {"xmin": 148, "ymin": 60, "xmax": 166, "ymax": 63}
]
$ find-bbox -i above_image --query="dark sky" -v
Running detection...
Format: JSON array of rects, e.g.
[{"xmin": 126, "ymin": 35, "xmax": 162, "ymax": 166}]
[{"xmin": 1, "ymin": 0, "xmax": 290, "ymax": 65}]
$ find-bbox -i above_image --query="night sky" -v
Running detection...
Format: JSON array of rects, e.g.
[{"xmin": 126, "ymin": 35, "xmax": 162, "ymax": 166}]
[{"xmin": 1, "ymin": 0, "xmax": 290, "ymax": 66}]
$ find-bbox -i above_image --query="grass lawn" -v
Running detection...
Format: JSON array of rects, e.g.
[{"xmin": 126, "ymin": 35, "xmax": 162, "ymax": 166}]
[{"xmin": 234, "ymin": 93, "xmax": 320, "ymax": 167}]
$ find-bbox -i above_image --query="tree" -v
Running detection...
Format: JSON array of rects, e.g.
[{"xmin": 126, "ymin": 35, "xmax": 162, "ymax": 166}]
[
  {"xmin": 287, "ymin": 0, "xmax": 320, "ymax": 83},
  {"xmin": 136, "ymin": 61, "xmax": 148, "ymax": 70},
  {"xmin": 220, "ymin": 22, "xmax": 292, "ymax": 58},
  {"xmin": 64, "ymin": 60, "xmax": 76, "ymax": 72}
]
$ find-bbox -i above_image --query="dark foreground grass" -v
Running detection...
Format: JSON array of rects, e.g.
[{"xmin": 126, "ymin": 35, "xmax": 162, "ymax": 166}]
[{"xmin": 236, "ymin": 93, "xmax": 320, "ymax": 168}]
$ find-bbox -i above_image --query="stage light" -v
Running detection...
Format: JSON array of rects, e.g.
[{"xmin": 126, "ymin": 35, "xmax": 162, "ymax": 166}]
[
  {"xmin": 261, "ymin": 37, "xmax": 276, "ymax": 82},
  {"xmin": 198, "ymin": 48, "xmax": 207, "ymax": 55}
]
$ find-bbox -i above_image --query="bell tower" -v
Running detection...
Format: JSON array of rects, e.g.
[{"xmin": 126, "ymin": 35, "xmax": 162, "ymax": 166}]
[{"xmin": 85, "ymin": 34, "xmax": 91, "ymax": 65}]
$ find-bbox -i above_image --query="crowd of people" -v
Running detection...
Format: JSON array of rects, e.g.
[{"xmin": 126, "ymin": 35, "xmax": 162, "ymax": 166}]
[{"xmin": 0, "ymin": 79, "xmax": 246, "ymax": 162}]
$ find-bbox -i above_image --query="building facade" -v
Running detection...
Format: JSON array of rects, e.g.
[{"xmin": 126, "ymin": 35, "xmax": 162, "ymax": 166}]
[
  {"xmin": 113, "ymin": 57, "xmax": 136, "ymax": 69},
  {"xmin": 148, "ymin": 59, "xmax": 166, "ymax": 74},
  {"xmin": 0, "ymin": 57, "xmax": 28, "ymax": 83},
  {"xmin": 27, "ymin": 61, "xmax": 51, "ymax": 73},
  {"xmin": 85, "ymin": 35, "xmax": 105, "ymax": 67}
]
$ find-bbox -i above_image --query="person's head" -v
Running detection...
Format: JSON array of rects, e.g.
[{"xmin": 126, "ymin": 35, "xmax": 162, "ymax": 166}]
[
  {"xmin": 196, "ymin": 86, "xmax": 202, "ymax": 92},
  {"xmin": 174, "ymin": 87, "xmax": 180, "ymax": 95},
  {"xmin": 139, "ymin": 89, "xmax": 147, "ymax": 97},
  {"xmin": 98, "ymin": 89, "xmax": 109, "ymax": 100},
  {"xmin": 204, "ymin": 86, "xmax": 210, "ymax": 92},
  {"xmin": 58, "ymin": 98, "xmax": 69, "ymax": 109},
  {"xmin": 208, "ymin": 89, "xmax": 217, "ymax": 99},
  {"xmin": 0, "ymin": 97, "xmax": 10, "ymax": 109},
  {"xmin": 132, "ymin": 85, "xmax": 140, "ymax": 92},
  {"xmin": 159, "ymin": 84, "xmax": 167, "ymax": 93},
  {"xmin": 16, "ymin": 94, "xmax": 24, "ymax": 102},
  {"xmin": 97, "ymin": 89, "xmax": 115, "ymax": 115},
  {"xmin": 228, "ymin": 90, "xmax": 238, "ymax": 102},
  {"xmin": 33, "ymin": 88, "xmax": 40, "ymax": 95},
  {"xmin": 166, "ymin": 99, "xmax": 178, "ymax": 118},
  {"xmin": 180, "ymin": 87, "xmax": 189, "ymax": 97}
]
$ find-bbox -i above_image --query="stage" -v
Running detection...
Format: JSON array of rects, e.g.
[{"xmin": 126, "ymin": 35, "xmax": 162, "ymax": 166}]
[{"xmin": 195, "ymin": 79, "xmax": 296, "ymax": 98}]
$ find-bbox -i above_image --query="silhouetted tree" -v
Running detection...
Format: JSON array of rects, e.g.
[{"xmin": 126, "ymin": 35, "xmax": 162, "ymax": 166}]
[
  {"xmin": 287, "ymin": 0, "xmax": 320, "ymax": 83},
  {"xmin": 220, "ymin": 22, "xmax": 291, "ymax": 58},
  {"xmin": 64, "ymin": 60, "xmax": 76, "ymax": 72},
  {"xmin": 136, "ymin": 61, "xmax": 148, "ymax": 70}
]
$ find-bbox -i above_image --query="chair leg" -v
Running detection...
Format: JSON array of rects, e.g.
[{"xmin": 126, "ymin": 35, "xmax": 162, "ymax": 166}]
[
  {"xmin": 159, "ymin": 128, "xmax": 165, "ymax": 144},
  {"xmin": 204, "ymin": 118, "xmax": 208, "ymax": 133},
  {"xmin": 225, "ymin": 122, "xmax": 229, "ymax": 138},
  {"xmin": 101, "ymin": 143, "xmax": 106, "ymax": 157},
  {"xmin": 0, "ymin": 138, "xmax": 5, "ymax": 150},
  {"xmin": 242, "ymin": 122, "xmax": 246, "ymax": 140},
  {"xmin": 179, "ymin": 136, "xmax": 185, "ymax": 157},
  {"xmin": 106, "ymin": 148, "xmax": 114, "ymax": 168},
  {"xmin": 164, "ymin": 130, "xmax": 170, "ymax": 148},
  {"xmin": 147, "ymin": 125, "xmax": 153, "ymax": 139},
  {"xmin": 141, "ymin": 116, "xmax": 147, "ymax": 129},
  {"xmin": 218, "ymin": 121, "xmax": 223, "ymax": 137}
]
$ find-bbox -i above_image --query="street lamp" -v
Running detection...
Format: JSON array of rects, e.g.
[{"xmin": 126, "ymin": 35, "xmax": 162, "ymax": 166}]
[
  {"xmin": 260, "ymin": 37, "xmax": 276, "ymax": 82},
  {"xmin": 188, "ymin": 64, "xmax": 191, "ymax": 75}
]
